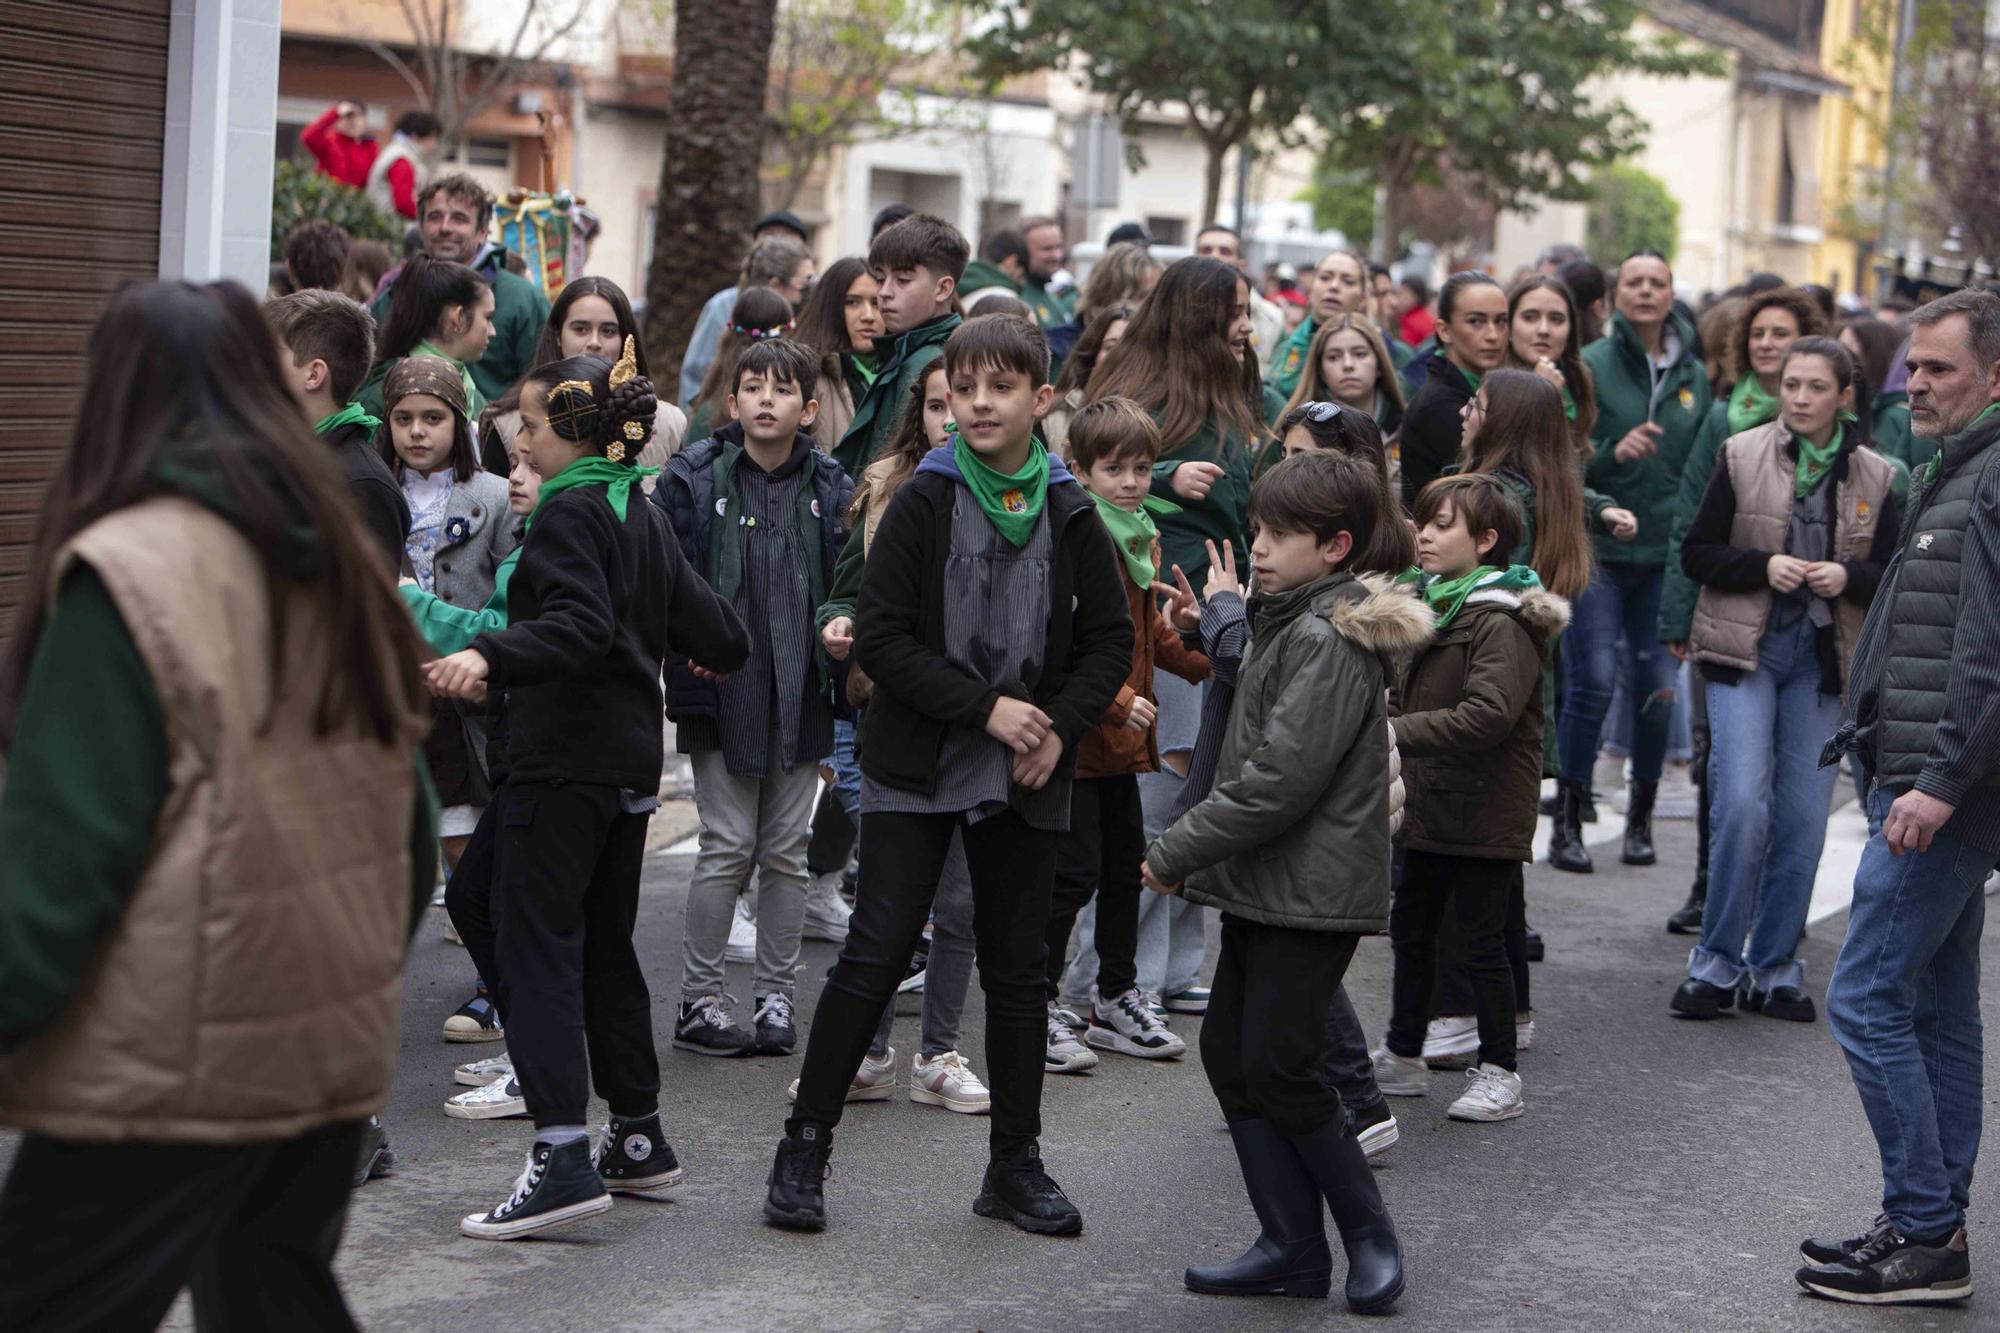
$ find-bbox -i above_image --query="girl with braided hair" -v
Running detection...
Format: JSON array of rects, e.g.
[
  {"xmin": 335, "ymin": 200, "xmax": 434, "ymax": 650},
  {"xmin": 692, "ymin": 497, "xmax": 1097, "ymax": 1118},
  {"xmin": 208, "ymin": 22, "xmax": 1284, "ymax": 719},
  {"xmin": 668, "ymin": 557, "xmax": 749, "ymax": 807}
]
[{"xmin": 428, "ymin": 340, "xmax": 750, "ymax": 1241}]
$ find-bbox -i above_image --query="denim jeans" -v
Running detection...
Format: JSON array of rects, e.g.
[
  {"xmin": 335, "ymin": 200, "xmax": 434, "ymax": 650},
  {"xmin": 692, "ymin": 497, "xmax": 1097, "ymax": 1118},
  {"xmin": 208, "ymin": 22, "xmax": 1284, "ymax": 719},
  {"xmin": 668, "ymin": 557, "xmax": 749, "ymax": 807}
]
[
  {"xmin": 1559, "ymin": 564, "xmax": 1674, "ymax": 784},
  {"xmin": 1689, "ymin": 617, "xmax": 1842, "ymax": 993},
  {"xmin": 1827, "ymin": 789, "xmax": 1995, "ymax": 1238}
]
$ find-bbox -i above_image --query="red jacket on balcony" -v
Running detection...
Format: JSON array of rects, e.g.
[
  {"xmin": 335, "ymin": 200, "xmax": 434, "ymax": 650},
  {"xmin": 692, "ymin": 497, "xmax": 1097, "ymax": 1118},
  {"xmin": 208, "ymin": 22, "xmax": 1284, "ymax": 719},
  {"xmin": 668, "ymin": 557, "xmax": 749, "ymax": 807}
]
[{"xmin": 301, "ymin": 105, "xmax": 379, "ymax": 192}]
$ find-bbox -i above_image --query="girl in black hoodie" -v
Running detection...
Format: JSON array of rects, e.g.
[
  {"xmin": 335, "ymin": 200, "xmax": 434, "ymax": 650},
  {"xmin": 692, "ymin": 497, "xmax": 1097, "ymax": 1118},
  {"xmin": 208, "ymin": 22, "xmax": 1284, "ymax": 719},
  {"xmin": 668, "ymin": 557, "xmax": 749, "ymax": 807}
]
[{"xmin": 428, "ymin": 341, "xmax": 748, "ymax": 1242}]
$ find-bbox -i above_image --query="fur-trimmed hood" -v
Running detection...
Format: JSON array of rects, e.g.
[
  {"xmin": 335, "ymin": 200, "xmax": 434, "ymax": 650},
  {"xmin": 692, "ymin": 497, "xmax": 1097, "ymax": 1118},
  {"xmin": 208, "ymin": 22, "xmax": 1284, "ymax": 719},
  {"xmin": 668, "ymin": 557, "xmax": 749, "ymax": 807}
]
[
  {"xmin": 1320, "ymin": 571, "xmax": 1436, "ymax": 657},
  {"xmin": 1461, "ymin": 582, "xmax": 1572, "ymax": 645}
]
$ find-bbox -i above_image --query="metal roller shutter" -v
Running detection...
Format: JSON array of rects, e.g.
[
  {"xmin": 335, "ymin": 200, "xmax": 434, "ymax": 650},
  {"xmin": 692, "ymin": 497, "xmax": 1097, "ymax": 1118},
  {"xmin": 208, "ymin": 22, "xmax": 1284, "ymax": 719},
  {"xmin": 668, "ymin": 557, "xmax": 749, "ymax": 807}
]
[{"xmin": 0, "ymin": 0, "xmax": 170, "ymax": 634}]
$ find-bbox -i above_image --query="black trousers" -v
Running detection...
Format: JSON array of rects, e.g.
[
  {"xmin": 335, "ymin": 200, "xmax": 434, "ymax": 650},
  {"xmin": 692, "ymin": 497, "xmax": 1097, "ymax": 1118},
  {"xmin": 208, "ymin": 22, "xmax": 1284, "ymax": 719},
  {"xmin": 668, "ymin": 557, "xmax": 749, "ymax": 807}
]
[
  {"xmin": 1203, "ymin": 913, "xmax": 1360, "ymax": 1136},
  {"xmin": 790, "ymin": 807, "xmax": 1056, "ymax": 1157},
  {"xmin": 1045, "ymin": 774, "xmax": 1144, "ymax": 1002},
  {"xmin": 1320, "ymin": 984, "xmax": 1381, "ymax": 1112},
  {"xmin": 1433, "ymin": 881, "xmax": 1531, "ymax": 1016},
  {"xmin": 1388, "ymin": 849, "xmax": 1519, "ymax": 1070},
  {"xmin": 0, "ymin": 1121, "xmax": 365, "ymax": 1333},
  {"xmin": 452, "ymin": 780, "xmax": 659, "ymax": 1129}
]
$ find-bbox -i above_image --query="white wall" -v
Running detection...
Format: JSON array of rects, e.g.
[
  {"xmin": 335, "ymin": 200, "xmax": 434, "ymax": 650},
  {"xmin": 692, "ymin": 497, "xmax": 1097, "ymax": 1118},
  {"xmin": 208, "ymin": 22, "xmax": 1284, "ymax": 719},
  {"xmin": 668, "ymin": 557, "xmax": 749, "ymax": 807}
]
[
  {"xmin": 161, "ymin": 0, "xmax": 283, "ymax": 290},
  {"xmin": 575, "ymin": 107, "xmax": 664, "ymax": 297}
]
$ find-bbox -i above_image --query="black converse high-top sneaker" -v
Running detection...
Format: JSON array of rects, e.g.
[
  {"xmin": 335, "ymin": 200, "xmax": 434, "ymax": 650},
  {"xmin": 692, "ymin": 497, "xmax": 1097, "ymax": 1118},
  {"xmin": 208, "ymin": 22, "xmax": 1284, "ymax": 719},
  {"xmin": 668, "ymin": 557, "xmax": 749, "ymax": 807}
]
[{"xmin": 460, "ymin": 1139, "xmax": 611, "ymax": 1241}]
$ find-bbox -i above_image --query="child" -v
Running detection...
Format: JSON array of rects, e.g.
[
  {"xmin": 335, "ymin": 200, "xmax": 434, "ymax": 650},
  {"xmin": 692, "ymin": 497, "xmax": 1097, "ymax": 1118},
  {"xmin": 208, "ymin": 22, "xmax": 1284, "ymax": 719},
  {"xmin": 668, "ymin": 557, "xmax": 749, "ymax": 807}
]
[
  {"xmin": 657, "ymin": 338, "xmax": 853, "ymax": 1057},
  {"xmin": 1370, "ymin": 473, "xmax": 1568, "ymax": 1125},
  {"xmin": 831, "ymin": 213, "xmax": 969, "ymax": 476},
  {"xmin": 264, "ymin": 289, "xmax": 410, "ymax": 569},
  {"xmin": 356, "ymin": 252, "xmax": 495, "ymax": 421},
  {"xmin": 427, "ymin": 344, "xmax": 749, "ymax": 1241},
  {"xmin": 378, "ymin": 360, "xmax": 517, "ymax": 1047},
  {"xmin": 765, "ymin": 314, "xmax": 1132, "ymax": 1236},
  {"xmin": 1144, "ymin": 449, "xmax": 1424, "ymax": 1316},
  {"xmin": 807, "ymin": 358, "xmax": 993, "ymax": 1110},
  {"xmin": 0, "ymin": 281, "xmax": 434, "ymax": 1326},
  {"xmin": 1049, "ymin": 397, "xmax": 1209, "ymax": 1066},
  {"xmin": 682, "ymin": 285, "xmax": 795, "ymax": 444}
]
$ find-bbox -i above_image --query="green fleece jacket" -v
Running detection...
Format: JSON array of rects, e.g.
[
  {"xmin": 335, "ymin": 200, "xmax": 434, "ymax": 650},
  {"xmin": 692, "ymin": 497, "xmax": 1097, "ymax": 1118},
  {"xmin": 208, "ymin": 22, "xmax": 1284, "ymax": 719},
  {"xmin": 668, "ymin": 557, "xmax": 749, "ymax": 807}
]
[
  {"xmin": 1581, "ymin": 310, "xmax": 1712, "ymax": 568},
  {"xmin": 959, "ymin": 259, "xmax": 1022, "ymax": 299},
  {"xmin": 833, "ymin": 312, "xmax": 959, "ymax": 476},
  {"xmin": 1021, "ymin": 275, "xmax": 1074, "ymax": 330},
  {"xmin": 1147, "ymin": 414, "xmax": 1254, "ymax": 591}
]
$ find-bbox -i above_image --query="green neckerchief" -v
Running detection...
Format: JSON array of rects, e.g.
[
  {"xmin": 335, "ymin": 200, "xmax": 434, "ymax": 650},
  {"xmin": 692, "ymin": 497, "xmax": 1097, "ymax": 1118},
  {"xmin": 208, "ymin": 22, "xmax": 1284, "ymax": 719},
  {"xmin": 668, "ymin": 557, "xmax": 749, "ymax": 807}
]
[
  {"xmin": 1559, "ymin": 382, "xmax": 1577, "ymax": 422},
  {"xmin": 1921, "ymin": 401, "xmax": 2000, "ymax": 486},
  {"xmin": 953, "ymin": 436, "xmax": 1049, "ymax": 547},
  {"xmin": 1728, "ymin": 374, "xmax": 1780, "ymax": 435},
  {"xmin": 1404, "ymin": 563, "xmax": 1543, "ymax": 631},
  {"xmin": 412, "ymin": 340, "xmax": 482, "ymax": 414},
  {"xmin": 1794, "ymin": 421, "xmax": 1844, "ymax": 499},
  {"xmin": 1091, "ymin": 492, "xmax": 1179, "ymax": 588},
  {"xmin": 849, "ymin": 351, "xmax": 880, "ymax": 389},
  {"xmin": 1454, "ymin": 361, "xmax": 1483, "ymax": 395},
  {"xmin": 315, "ymin": 401, "xmax": 380, "ymax": 437},
  {"xmin": 529, "ymin": 456, "xmax": 660, "ymax": 530}
]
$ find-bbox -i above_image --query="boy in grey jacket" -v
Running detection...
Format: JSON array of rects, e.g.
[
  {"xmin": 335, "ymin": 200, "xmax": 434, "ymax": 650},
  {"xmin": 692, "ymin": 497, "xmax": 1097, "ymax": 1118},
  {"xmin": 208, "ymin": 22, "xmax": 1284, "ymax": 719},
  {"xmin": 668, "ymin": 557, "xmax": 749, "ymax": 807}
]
[{"xmin": 1143, "ymin": 451, "xmax": 1431, "ymax": 1317}]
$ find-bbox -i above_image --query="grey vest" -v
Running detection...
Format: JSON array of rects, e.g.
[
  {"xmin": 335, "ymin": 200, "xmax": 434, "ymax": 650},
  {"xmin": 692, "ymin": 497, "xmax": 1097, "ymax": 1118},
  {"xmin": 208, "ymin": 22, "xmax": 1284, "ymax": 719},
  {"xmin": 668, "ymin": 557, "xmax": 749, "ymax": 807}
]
[{"xmin": 1848, "ymin": 415, "xmax": 2000, "ymax": 786}]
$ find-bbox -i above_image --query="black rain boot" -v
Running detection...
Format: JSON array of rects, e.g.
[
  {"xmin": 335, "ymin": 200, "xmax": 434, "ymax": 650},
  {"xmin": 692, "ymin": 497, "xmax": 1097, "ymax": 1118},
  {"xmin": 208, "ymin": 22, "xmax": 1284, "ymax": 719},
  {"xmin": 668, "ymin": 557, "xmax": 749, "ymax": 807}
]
[
  {"xmin": 1286, "ymin": 1121, "xmax": 1404, "ymax": 1315},
  {"xmin": 1185, "ymin": 1120, "xmax": 1333, "ymax": 1298},
  {"xmin": 1548, "ymin": 779, "xmax": 1594, "ymax": 874},
  {"xmin": 1669, "ymin": 769, "xmax": 1710, "ymax": 932},
  {"xmin": 1622, "ymin": 780, "xmax": 1658, "ymax": 866}
]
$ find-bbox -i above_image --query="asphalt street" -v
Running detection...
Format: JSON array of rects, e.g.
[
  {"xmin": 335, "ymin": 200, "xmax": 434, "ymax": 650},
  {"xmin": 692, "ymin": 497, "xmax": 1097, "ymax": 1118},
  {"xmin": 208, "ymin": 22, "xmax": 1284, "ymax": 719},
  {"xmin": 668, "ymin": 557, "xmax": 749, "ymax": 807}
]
[{"xmin": 50, "ymin": 800, "xmax": 2000, "ymax": 1331}]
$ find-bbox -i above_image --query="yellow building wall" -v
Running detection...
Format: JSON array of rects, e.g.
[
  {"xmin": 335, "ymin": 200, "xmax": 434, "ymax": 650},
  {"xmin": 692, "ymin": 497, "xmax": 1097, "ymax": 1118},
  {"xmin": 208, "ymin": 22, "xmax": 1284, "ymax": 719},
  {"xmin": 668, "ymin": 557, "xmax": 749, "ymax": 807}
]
[{"xmin": 1814, "ymin": 0, "xmax": 1893, "ymax": 294}]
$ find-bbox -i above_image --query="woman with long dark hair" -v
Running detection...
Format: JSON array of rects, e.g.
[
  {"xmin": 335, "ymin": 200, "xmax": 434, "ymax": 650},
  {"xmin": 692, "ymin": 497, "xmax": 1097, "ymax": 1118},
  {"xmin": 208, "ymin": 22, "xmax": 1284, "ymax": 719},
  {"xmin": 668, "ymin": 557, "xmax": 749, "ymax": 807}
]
[
  {"xmin": 480, "ymin": 276, "xmax": 687, "ymax": 486},
  {"xmin": 1399, "ymin": 272, "xmax": 1511, "ymax": 505},
  {"xmin": 792, "ymin": 257, "xmax": 883, "ymax": 449},
  {"xmin": 357, "ymin": 251, "xmax": 493, "ymax": 420},
  {"xmin": 0, "ymin": 281, "xmax": 432, "ymax": 1328},
  {"xmin": 1504, "ymin": 274, "xmax": 1599, "ymax": 460}
]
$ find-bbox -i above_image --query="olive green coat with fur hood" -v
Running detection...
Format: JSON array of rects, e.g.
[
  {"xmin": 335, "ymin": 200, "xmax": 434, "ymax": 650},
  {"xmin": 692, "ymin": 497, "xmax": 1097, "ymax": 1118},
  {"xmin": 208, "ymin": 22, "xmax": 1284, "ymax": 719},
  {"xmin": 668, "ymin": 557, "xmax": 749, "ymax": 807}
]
[
  {"xmin": 1394, "ymin": 583, "xmax": 1571, "ymax": 862},
  {"xmin": 1147, "ymin": 572, "xmax": 1434, "ymax": 933}
]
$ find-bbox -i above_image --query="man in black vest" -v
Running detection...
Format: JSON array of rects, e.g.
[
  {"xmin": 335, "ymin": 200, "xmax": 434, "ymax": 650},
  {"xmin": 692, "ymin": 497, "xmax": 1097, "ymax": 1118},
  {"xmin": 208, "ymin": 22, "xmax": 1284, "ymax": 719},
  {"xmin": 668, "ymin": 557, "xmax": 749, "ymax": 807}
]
[{"xmin": 1799, "ymin": 289, "xmax": 2000, "ymax": 1306}]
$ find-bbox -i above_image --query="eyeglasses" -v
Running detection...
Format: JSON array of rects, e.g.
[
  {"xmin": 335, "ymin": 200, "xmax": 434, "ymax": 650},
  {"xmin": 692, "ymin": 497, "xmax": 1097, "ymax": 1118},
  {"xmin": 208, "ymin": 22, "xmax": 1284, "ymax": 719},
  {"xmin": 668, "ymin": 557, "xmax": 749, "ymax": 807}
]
[{"xmin": 1301, "ymin": 401, "xmax": 1343, "ymax": 422}]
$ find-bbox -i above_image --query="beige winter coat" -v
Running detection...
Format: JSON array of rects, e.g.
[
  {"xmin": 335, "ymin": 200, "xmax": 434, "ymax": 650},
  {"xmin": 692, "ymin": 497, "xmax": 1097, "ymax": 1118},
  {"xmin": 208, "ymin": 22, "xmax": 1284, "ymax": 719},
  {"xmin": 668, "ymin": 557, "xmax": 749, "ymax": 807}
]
[{"xmin": 0, "ymin": 499, "xmax": 427, "ymax": 1143}]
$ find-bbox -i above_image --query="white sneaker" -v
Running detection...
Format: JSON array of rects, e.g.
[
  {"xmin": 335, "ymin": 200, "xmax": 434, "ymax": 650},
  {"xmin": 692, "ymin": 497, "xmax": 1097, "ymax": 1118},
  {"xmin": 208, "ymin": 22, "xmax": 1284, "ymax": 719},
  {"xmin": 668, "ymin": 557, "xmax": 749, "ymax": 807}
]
[
  {"xmin": 1517, "ymin": 1016, "xmax": 1536, "ymax": 1051},
  {"xmin": 1421, "ymin": 1015, "xmax": 1478, "ymax": 1065},
  {"xmin": 1448, "ymin": 1063, "xmax": 1525, "ymax": 1122},
  {"xmin": 454, "ymin": 1051, "xmax": 514, "ymax": 1087},
  {"xmin": 1371, "ymin": 1047, "xmax": 1430, "ymax": 1097},
  {"xmin": 444, "ymin": 1073, "xmax": 528, "ymax": 1120},
  {"xmin": 1045, "ymin": 1005, "xmax": 1098, "ymax": 1074},
  {"xmin": 442, "ymin": 915, "xmax": 464, "ymax": 946},
  {"xmin": 785, "ymin": 1046, "xmax": 896, "ymax": 1104},
  {"xmin": 1050, "ymin": 1004, "xmax": 1086, "ymax": 1031},
  {"xmin": 725, "ymin": 897, "xmax": 757, "ymax": 964},
  {"xmin": 1084, "ymin": 987, "xmax": 1187, "ymax": 1060},
  {"xmin": 801, "ymin": 871, "xmax": 852, "ymax": 943},
  {"xmin": 911, "ymin": 1050, "xmax": 992, "ymax": 1114}
]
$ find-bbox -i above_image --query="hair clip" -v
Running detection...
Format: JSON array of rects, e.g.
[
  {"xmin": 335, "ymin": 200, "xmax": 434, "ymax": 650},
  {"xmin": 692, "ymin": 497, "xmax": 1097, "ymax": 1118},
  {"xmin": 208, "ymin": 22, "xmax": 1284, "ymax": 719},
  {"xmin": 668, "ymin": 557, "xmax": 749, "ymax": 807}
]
[
  {"xmin": 606, "ymin": 441, "xmax": 626, "ymax": 463},
  {"xmin": 609, "ymin": 336, "xmax": 639, "ymax": 389},
  {"xmin": 730, "ymin": 320, "xmax": 797, "ymax": 341},
  {"xmin": 623, "ymin": 419, "xmax": 647, "ymax": 441},
  {"xmin": 1302, "ymin": 401, "xmax": 1343, "ymax": 422}
]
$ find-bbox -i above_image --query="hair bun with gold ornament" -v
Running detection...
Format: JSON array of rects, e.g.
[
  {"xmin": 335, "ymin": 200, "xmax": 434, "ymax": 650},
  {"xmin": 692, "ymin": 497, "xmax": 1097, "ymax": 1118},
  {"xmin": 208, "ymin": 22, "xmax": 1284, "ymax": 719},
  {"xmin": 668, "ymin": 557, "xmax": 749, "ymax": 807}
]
[{"xmin": 601, "ymin": 343, "xmax": 657, "ymax": 464}]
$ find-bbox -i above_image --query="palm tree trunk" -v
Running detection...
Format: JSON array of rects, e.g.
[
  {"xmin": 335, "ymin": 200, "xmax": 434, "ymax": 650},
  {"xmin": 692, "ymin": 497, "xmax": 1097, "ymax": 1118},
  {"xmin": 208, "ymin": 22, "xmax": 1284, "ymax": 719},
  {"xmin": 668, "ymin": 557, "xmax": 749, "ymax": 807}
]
[{"xmin": 643, "ymin": 0, "xmax": 780, "ymax": 397}]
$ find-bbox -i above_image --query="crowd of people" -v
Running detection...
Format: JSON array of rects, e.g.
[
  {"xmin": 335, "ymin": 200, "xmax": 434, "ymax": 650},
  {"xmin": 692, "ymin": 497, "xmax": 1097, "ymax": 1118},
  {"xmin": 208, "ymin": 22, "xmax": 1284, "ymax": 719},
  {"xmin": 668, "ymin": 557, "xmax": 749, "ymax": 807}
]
[{"xmin": 1, "ymin": 145, "xmax": 1998, "ymax": 1329}]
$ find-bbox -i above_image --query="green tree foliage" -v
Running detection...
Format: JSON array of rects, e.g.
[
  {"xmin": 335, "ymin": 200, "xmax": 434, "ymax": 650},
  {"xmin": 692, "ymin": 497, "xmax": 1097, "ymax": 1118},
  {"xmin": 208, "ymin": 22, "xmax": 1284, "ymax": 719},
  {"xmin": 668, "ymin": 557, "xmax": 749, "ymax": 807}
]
[
  {"xmin": 1310, "ymin": 0, "xmax": 1721, "ymax": 259},
  {"xmin": 766, "ymin": 0, "xmax": 953, "ymax": 210},
  {"xmin": 1587, "ymin": 162, "xmax": 1679, "ymax": 264},
  {"xmin": 270, "ymin": 158, "xmax": 403, "ymax": 250},
  {"xmin": 965, "ymin": 0, "xmax": 1323, "ymax": 226},
  {"xmin": 1301, "ymin": 162, "xmax": 1374, "ymax": 251}
]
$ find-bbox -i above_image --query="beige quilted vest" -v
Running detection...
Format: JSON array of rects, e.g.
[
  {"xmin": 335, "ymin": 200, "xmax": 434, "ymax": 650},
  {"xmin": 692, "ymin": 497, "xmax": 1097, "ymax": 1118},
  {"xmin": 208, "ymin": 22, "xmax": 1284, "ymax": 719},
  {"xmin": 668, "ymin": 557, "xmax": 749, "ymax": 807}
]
[
  {"xmin": 1689, "ymin": 420, "xmax": 1893, "ymax": 695},
  {"xmin": 0, "ymin": 498, "xmax": 423, "ymax": 1143}
]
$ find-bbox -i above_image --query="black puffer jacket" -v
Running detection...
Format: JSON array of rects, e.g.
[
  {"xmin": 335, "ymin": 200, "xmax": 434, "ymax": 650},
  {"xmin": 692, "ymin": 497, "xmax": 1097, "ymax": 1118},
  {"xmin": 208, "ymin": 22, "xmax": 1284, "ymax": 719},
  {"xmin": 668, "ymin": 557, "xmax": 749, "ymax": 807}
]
[{"xmin": 1837, "ymin": 411, "xmax": 2000, "ymax": 852}]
